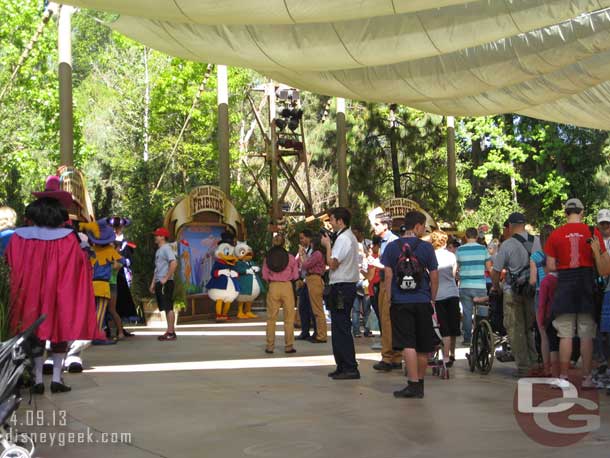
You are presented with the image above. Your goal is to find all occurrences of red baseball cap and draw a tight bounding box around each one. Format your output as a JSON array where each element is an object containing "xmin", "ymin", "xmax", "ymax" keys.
[{"xmin": 153, "ymin": 227, "xmax": 170, "ymax": 238}]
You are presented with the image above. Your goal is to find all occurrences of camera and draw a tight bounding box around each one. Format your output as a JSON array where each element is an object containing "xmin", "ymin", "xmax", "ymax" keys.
[{"xmin": 319, "ymin": 227, "xmax": 337, "ymax": 244}]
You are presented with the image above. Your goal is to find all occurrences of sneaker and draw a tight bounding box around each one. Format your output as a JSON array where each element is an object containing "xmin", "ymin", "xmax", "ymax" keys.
[
  {"xmin": 373, "ymin": 361, "xmax": 394, "ymax": 372},
  {"xmin": 295, "ymin": 334, "xmax": 310, "ymax": 341},
  {"xmin": 158, "ymin": 332, "xmax": 177, "ymax": 341},
  {"xmin": 550, "ymin": 377, "xmax": 571, "ymax": 390},
  {"xmin": 353, "ymin": 333, "xmax": 362, "ymax": 338},
  {"xmin": 363, "ymin": 331, "xmax": 374, "ymax": 337},
  {"xmin": 582, "ymin": 375, "xmax": 597, "ymax": 390}
]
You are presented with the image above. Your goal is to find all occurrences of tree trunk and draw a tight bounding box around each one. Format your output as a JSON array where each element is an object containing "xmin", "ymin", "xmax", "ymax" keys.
[
  {"xmin": 390, "ymin": 127, "xmax": 401, "ymax": 197},
  {"xmin": 471, "ymin": 137, "xmax": 481, "ymax": 195},
  {"xmin": 143, "ymin": 47, "xmax": 150, "ymax": 161}
]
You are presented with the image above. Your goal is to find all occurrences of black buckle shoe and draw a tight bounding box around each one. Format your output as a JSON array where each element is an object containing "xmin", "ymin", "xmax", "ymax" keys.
[
  {"xmin": 32, "ymin": 383, "xmax": 45, "ymax": 395},
  {"xmin": 50, "ymin": 381, "xmax": 72, "ymax": 393}
]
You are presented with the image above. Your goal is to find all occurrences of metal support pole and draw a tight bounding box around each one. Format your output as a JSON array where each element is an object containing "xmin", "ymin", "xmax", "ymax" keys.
[
  {"xmin": 336, "ymin": 97, "xmax": 348, "ymax": 207},
  {"xmin": 447, "ymin": 115, "xmax": 457, "ymax": 210},
  {"xmin": 217, "ymin": 65, "xmax": 230, "ymax": 196},
  {"xmin": 58, "ymin": 5, "xmax": 74, "ymax": 167},
  {"xmin": 268, "ymin": 84, "xmax": 280, "ymax": 224}
]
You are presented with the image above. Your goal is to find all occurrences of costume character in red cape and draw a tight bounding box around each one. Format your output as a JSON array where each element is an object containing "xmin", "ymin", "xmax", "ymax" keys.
[{"xmin": 5, "ymin": 176, "xmax": 101, "ymax": 394}]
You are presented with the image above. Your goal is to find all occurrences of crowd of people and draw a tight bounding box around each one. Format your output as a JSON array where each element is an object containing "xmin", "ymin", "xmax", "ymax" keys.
[
  {"xmin": 5, "ymin": 179, "xmax": 610, "ymax": 401},
  {"xmin": 261, "ymin": 199, "xmax": 610, "ymax": 399}
]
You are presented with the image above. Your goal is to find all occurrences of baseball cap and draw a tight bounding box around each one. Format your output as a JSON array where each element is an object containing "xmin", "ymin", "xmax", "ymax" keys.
[
  {"xmin": 564, "ymin": 198, "xmax": 584, "ymax": 211},
  {"xmin": 507, "ymin": 212, "xmax": 526, "ymax": 225},
  {"xmin": 598, "ymin": 209, "xmax": 610, "ymax": 223},
  {"xmin": 153, "ymin": 227, "xmax": 170, "ymax": 238}
]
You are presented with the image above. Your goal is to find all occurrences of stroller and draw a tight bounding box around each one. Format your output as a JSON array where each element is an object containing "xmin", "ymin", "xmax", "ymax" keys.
[
  {"xmin": 428, "ymin": 302, "xmax": 450, "ymax": 379},
  {"xmin": 0, "ymin": 314, "xmax": 46, "ymax": 458}
]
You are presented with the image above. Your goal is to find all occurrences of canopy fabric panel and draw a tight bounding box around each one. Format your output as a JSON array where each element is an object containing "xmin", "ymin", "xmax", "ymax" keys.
[{"xmin": 67, "ymin": 0, "xmax": 610, "ymax": 129}]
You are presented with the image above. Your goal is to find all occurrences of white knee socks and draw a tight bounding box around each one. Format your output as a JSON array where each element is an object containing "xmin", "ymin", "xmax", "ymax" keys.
[
  {"xmin": 34, "ymin": 356, "xmax": 44, "ymax": 384},
  {"xmin": 52, "ymin": 353, "xmax": 65, "ymax": 383}
]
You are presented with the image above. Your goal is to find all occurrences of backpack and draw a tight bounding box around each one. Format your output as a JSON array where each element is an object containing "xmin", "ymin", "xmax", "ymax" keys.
[
  {"xmin": 395, "ymin": 239, "xmax": 425, "ymax": 291},
  {"xmin": 509, "ymin": 234, "xmax": 536, "ymax": 297},
  {"xmin": 265, "ymin": 246, "xmax": 289, "ymax": 273}
]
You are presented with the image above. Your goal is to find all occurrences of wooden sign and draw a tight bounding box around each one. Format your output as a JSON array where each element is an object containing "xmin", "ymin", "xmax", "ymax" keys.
[
  {"xmin": 190, "ymin": 186, "xmax": 224, "ymax": 216},
  {"xmin": 382, "ymin": 197, "xmax": 437, "ymax": 230},
  {"xmin": 57, "ymin": 165, "xmax": 95, "ymax": 222},
  {"xmin": 164, "ymin": 185, "xmax": 245, "ymax": 239}
]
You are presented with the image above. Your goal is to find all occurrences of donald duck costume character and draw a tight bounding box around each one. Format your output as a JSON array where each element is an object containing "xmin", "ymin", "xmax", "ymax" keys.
[
  {"xmin": 234, "ymin": 241, "xmax": 265, "ymax": 319},
  {"xmin": 206, "ymin": 242, "xmax": 240, "ymax": 322}
]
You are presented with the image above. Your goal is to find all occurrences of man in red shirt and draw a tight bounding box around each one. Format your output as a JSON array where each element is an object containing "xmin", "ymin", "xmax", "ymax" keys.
[{"xmin": 545, "ymin": 198, "xmax": 608, "ymax": 388}]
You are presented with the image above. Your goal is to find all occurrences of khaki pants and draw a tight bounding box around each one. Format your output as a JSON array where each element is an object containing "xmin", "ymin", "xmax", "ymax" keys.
[
  {"xmin": 306, "ymin": 274, "xmax": 327, "ymax": 340},
  {"xmin": 379, "ymin": 279, "xmax": 402, "ymax": 364},
  {"xmin": 294, "ymin": 280, "xmax": 302, "ymax": 327},
  {"xmin": 503, "ymin": 291, "xmax": 537, "ymax": 372},
  {"xmin": 266, "ymin": 281, "xmax": 295, "ymax": 351}
]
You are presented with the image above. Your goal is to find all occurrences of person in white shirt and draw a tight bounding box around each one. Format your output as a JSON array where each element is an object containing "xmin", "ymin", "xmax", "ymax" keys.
[
  {"xmin": 430, "ymin": 230, "xmax": 460, "ymax": 366},
  {"xmin": 371, "ymin": 212, "xmax": 401, "ymax": 372},
  {"xmin": 321, "ymin": 207, "xmax": 361, "ymax": 380}
]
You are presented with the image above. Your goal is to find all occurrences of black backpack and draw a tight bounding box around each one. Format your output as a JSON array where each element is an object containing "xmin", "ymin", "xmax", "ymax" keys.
[
  {"xmin": 395, "ymin": 239, "xmax": 424, "ymax": 291},
  {"xmin": 509, "ymin": 233, "xmax": 536, "ymax": 297}
]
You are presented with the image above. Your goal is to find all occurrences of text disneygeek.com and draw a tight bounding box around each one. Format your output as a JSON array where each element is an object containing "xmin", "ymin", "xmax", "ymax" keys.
[{"xmin": 5, "ymin": 427, "xmax": 132, "ymax": 447}]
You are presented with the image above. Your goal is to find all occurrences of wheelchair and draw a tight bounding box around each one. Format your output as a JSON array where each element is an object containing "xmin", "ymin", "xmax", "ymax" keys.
[{"xmin": 466, "ymin": 294, "xmax": 512, "ymax": 374}]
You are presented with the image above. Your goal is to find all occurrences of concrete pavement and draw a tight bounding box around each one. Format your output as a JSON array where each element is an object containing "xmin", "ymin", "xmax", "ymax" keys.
[{"xmin": 12, "ymin": 318, "xmax": 610, "ymax": 458}]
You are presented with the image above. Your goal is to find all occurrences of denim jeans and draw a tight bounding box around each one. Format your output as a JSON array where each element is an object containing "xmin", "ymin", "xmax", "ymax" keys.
[
  {"xmin": 352, "ymin": 293, "xmax": 372, "ymax": 335},
  {"xmin": 297, "ymin": 284, "xmax": 316, "ymax": 337},
  {"xmin": 459, "ymin": 287, "xmax": 487, "ymax": 342}
]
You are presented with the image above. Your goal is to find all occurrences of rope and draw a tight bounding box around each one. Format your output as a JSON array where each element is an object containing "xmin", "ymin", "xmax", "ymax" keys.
[
  {"xmin": 0, "ymin": 5, "xmax": 57, "ymax": 103},
  {"xmin": 150, "ymin": 63, "xmax": 215, "ymax": 199}
]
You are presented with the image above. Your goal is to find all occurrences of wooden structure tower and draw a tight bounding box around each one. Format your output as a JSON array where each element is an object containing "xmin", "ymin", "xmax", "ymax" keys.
[{"xmin": 242, "ymin": 83, "xmax": 314, "ymax": 229}]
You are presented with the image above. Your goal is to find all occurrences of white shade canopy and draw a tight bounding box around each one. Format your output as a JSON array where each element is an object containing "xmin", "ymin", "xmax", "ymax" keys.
[{"xmin": 65, "ymin": 0, "xmax": 610, "ymax": 129}]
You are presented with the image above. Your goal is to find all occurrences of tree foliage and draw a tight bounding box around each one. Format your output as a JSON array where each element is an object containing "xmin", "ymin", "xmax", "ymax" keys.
[{"xmin": 2, "ymin": 1, "xmax": 610, "ymax": 300}]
